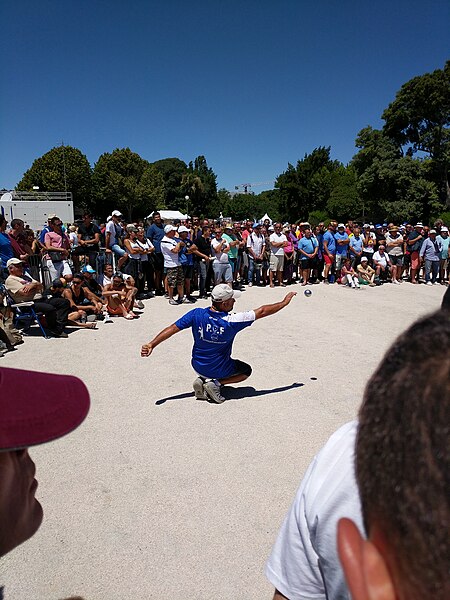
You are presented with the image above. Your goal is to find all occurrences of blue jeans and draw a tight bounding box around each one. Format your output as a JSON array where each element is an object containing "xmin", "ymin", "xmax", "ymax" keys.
[
  {"xmin": 424, "ymin": 260, "xmax": 439, "ymax": 283},
  {"xmin": 248, "ymin": 257, "xmax": 262, "ymax": 285}
]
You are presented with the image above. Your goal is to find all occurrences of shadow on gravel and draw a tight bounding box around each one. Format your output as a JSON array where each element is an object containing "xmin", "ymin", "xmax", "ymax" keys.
[{"xmin": 155, "ymin": 382, "xmax": 304, "ymax": 405}]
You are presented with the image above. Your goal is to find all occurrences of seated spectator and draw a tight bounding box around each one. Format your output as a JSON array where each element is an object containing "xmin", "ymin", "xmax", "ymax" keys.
[
  {"xmin": 338, "ymin": 310, "xmax": 449, "ymax": 600},
  {"xmin": 372, "ymin": 245, "xmax": 392, "ymax": 281},
  {"xmin": 46, "ymin": 280, "xmax": 97, "ymax": 329},
  {"xmin": 81, "ymin": 265, "xmax": 103, "ymax": 297},
  {"xmin": 98, "ymin": 263, "xmax": 114, "ymax": 287},
  {"xmin": 102, "ymin": 272, "xmax": 137, "ymax": 319},
  {"xmin": 5, "ymin": 258, "xmax": 69, "ymax": 338},
  {"xmin": 43, "ymin": 216, "xmax": 73, "ymax": 283},
  {"xmin": 68, "ymin": 225, "xmax": 79, "ymax": 249},
  {"xmin": 341, "ymin": 257, "xmax": 360, "ymax": 288},
  {"xmin": 357, "ymin": 256, "xmax": 376, "ymax": 285},
  {"xmin": 0, "ymin": 366, "xmax": 90, "ymax": 558},
  {"xmin": 64, "ymin": 273, "xmax": 103, "ymax": 317}
]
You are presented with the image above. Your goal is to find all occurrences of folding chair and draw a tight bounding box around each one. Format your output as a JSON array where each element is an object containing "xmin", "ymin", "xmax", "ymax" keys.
[{"xmin": 5, "ymin": 289, "xmax": 49, "ymax": 339}]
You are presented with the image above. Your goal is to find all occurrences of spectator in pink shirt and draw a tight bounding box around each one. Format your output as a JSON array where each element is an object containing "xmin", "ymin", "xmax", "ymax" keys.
[{"xmin": 43, "ymin": 216, "xmax": 72, "ymax": 283}]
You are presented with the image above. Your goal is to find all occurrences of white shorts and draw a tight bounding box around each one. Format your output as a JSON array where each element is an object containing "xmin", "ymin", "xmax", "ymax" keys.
[{"xmin": 46, "ymin": 259, "xmax": 72, "ymax": 280}]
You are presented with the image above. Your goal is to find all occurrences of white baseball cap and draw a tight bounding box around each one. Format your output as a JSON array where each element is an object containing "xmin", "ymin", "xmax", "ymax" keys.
[
  {"xmin": 112, "ymin": 210, "xmax": 122, "ymax": 217},
  {"xmin": 441, "ymin": 226, "xmax": 448, "ymax": 232},
  {"xmin": 164, "ymin": 224, "xmax": 177, "ymax": 234},
  {"xmin": 211, "ymin": 284, "xmax": 242, "ymax": 302},
  {"xmin": 6, "ymin": 257, "xmax": 23, "ymax": 268},
  {"xmin": 360, "ymin": 256, "xmax": 368, "ymax": 262},
  {"xmin": 338, "ymin": 223, "xmax": 345, "ymax": 229},
  {"xmin": 178, "ymin": 225, "xmax": 190, "ymax": 233}
]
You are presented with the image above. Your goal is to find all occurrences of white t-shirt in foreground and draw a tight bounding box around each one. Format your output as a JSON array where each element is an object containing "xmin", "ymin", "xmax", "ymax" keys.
[{"xmin": 265, "ymin": 421, "xmax": 363, "ymax": 600}]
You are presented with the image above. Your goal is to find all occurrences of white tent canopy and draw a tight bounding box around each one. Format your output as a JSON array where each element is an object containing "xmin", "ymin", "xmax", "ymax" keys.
[
  {"xmin": 146, "ymin": 210, "xmax": 188, "ymax": 221},
  {"xmin": 259, "ymin": 213, "xmax": 272, "ymax": 224}
]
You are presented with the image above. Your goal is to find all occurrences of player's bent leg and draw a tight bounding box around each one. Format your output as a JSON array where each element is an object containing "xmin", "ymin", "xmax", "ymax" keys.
[{"xmin": 219, "ymin": 360, "xmax": 252, "ymax": 385}]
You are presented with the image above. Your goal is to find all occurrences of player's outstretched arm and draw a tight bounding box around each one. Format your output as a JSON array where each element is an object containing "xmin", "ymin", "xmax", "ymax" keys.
[
  {"xmin": 141, "ymin": 323, "xmax": 181, "ymax": 356},
  {"xmin": 253, "ymin": 292, "xmax": 296, "ymax": 320}
]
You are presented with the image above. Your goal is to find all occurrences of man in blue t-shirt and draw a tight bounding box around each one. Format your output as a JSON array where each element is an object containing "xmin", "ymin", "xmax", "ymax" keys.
[
  {"xmin": 322, "ymin": 222, "xmax": 337, "ymax": 283},
  {"xmin": 141, "ymin": 284, "xmax": 296, "ymax": 403},
  {"xmin": 146, "ymin": 212, "xmax": 165, "ymax": 294},
  {"xmin": 334, "ymin": 224, "xmax": 350, "ymax": 276}
]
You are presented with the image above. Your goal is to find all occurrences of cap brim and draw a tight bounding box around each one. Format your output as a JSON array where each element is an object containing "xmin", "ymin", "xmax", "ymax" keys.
[{"xmin": 0, "ymin": 367, "xmax": 90, "ymax": 451}]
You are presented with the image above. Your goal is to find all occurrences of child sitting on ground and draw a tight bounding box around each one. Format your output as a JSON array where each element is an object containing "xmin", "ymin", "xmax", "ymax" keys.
[{"xmin": 341, "ymin": 258, "xmax": 360, "ymax": 289}]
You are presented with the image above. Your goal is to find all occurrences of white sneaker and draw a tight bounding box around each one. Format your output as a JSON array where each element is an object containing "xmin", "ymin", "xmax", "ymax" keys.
[
  {"xmin": 193, "ymin": 377, "xmax": 207, "ymax": 400},
  {"xmin": 103, "ymin": 314, "xmax": 114, "ymax": 323},
  {"xmin": 433, "ymin": 282, "xmax": 439, "ymax": 285},
  {"xmin": 426, "ymin": 281, "xmax": 433, "ymax": 286},
  {"xmin": 203, "ymin": 379, "xmax": 225, "ymax": 403}
]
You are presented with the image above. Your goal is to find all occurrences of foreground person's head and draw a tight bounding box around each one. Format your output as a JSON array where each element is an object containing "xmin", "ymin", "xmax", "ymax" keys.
[
  {"xmin": 0, "ymin": 367, "xmax": 90, "ymax": 557},
  {"xmin": 338, "ymin": 310, "xmax": 450, "ymax": 600},
  {"xmin": 210, "ymin": 284, "xmax": 241, "ymax": 313}
]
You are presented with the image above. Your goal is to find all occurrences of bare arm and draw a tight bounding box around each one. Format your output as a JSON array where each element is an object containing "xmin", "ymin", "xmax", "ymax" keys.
[
  {"xmin": 254, "ymin": 292, "xmax": 296, "ymax": 320},
  {"xmin": 141, "ymin": 323, "xmax": 181, "ymax": 356},
  {"xmin": 273, "ymin": 591, "xmax": 288, "ymax": 600}
]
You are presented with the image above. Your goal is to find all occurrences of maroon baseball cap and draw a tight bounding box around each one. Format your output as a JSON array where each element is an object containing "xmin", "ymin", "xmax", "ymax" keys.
[{"xmin": 0, "ymin": 367, "xmax": 90, "ymax": 451}]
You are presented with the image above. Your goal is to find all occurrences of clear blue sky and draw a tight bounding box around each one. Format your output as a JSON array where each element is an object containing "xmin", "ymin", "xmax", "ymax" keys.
[{"xmin": 1, "ymin": 0, "xmax": 449, "ymax": 193}]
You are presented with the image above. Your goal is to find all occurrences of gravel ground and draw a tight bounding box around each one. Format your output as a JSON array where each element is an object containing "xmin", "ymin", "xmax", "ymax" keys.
[{"xmin": 1, "ymin": 282, "xmax": 446, "ymax": 600}]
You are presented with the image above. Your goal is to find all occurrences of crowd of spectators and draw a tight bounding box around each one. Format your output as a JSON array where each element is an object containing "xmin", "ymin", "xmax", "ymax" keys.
[{"xmin": 0, "ymin": 210, "xmax": 448, "ymax": 351}]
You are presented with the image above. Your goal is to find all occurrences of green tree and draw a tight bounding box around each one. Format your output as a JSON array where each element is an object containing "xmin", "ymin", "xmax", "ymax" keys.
[
  {"xmin": 326, "ymin": 165, "xmax": 362, "ymax": 221},
  {"xmin": 185, "ymin": 155, "xmax": 218, "ymax": 215},
  {"xmin": 16, "ymin": 145, "xmax": 92, "ymax": 208},
  {"xmin": 137, "ymin": 165, "xmax": 166, "ymax": 213},
  {"xmin": 382, "ymin": 61, "xmax": 450, "ymax": 206},
  {"xmin": 352, "ymin": 126, "xmax": 439, "ymax": 222},
  {"xmin": 91, "ymin": 148, "xmax": 150, "ymax": 220},
  {"xmin": 275, "ymin": 147, "xmax": 341, "ymax": 221},
  {"xmin": 151, "ymin": 158, "xmax": 188, "ymax": 209}
]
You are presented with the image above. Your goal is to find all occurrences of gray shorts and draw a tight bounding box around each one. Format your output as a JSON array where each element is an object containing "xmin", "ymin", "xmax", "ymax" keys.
[
  {"xmin": 269, "ymin": 254, "xmax": 284, "ymax": 272},
  {"xmin": 213, "ymin": 262, "xmax": 233, "ymax": 283}
]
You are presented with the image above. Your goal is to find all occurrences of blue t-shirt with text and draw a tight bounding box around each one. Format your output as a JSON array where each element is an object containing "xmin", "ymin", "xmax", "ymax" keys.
[{"xmin": 175, "ymin": 307, "xmax": 255, "ymax": 379}]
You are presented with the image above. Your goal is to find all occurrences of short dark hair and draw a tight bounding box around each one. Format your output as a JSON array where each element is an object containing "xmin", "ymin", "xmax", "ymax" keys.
[
  {"xmin": 356, "ymin": 310, "xmax": 450, "ymax": 599},
  {"xmin": 50, "ymin": 216, "xmax": 61, "ymax": 226},
  {"xmin": 202, "ymin": 225, "xmax": 210, "ymax": 234},
  {"xmin": 0, "ymin": 215, "xmax": 6, "ymax": 227},
  {"xmin": 11, "ymin": 218, "xmax": 24, "ymax": 228}
]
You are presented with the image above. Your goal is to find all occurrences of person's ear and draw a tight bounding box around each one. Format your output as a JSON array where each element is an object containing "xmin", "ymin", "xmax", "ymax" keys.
[{"xmin": 337, "ymin": 518, "xmax": 396, "ymax": 600}]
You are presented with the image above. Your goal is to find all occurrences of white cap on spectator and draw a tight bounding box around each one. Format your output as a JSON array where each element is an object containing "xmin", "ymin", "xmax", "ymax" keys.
[
  {"xmin": 360, "ymin": 256, "xmax": 368, "ymax": 262},
  {"xmin": 211, "ymin": 284, "xmax": 241, "ymax": 302},
  {"xmin": 429, "ymin": 229, "xmax": 437, "ymax": 234},
  {"xmin": 415, "ymin": 222, "xmax": 423, "ymax": 228},
  {"xmin": 112, "ymin": 210, "xmax": 122, "ymax": 217},
  {"xmin": 48, "ymin": 213, "xmax": 57, "ymax": 220},
  {"xmin": 6, "ymin": 258, "xmax": 23, "ymax": 267},
  {"xmin": 338, "ymin": 223, "xmax": 345, "ymax": 229},
  {"xmin": 178, "ymin": 225, "xmax": 189, "ymax": 233},
  {"xmin": 441, "ymin": 226, "xmax": 448, "ymax": 232},
  {"xmin": 164, "ymin": 224, "xmax": 177, "ymax": 234}
]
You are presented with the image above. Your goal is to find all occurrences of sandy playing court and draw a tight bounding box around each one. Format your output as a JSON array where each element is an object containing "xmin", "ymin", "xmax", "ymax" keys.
[{"xmin": 1, "ymin": 283, "xmax": 445, "ymax": 599}]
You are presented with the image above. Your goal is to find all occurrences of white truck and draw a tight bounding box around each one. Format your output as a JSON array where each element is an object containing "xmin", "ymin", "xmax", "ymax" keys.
[{"xmin": 0, "ymin": 191, "xmax": 74, "ymax": 231}]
